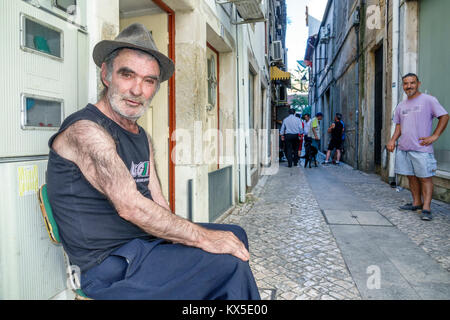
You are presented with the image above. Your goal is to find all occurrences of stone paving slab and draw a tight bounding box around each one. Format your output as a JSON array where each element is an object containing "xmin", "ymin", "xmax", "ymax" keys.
[
  {"xmin": 322, "ymin": 210, "xmax": 392, "ymax": 226},
  {"xmin": 217, "ymin": 157, "xmax": 450, "ymax": 300},
  {"xmin": 323, "ymin": 210, "xmax": 359, "ymax": 225},
  {"xmin": 351, "ymin": 210, "xmax": 393, "ymax": 226},
  {"xmin": 331, "ymin": 224, "xmax": 450, "ymax": 299},
  {"xmin": 328, "ymin": 166, "xmax": 450, "ymax": 272}
]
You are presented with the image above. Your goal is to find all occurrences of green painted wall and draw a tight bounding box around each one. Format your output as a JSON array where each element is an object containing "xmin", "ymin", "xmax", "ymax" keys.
[{"xmin": 419, "ymin": 0, "xmax": 450, "ymax": 172}]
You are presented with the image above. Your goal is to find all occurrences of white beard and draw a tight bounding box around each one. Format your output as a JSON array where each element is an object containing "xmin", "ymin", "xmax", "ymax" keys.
[{"xmin": 107, "ymin": 85, "xmax": 153, "ymax": 121}]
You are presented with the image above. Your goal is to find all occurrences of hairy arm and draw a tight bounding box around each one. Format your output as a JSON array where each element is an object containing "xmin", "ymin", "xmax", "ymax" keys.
[
  {"xmin": 327, "ymin": 123, "xmax": 335, "ymax": 133},
  {"xmin": 419, "ymin": 114, "xmax": 449, "ymax": 146},
  {"xmin": 146, "ymin": 134, "xmax": 171, "ymax": 211},
  {"xmin": 52, "ymin": 120, "xmax": 249, "ymax": 261},
  {"xmin": 387, "ymin": 124, "xmax": 401, "ymax": 152}
]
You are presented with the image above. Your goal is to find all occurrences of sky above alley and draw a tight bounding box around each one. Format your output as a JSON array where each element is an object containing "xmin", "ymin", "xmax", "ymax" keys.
[{"xmin": 285, "ymin": 0, "xmax": 328, "ymax": 72}]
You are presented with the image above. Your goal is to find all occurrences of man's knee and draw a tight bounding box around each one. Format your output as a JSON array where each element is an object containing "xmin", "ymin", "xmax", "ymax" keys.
[
  {"xmin": 224, "ymin": 224, "xmax": 249, "ymax": 249},
  {"xmin": 418, "ymin": 176, "xmax": 433, "ymax": 185}
]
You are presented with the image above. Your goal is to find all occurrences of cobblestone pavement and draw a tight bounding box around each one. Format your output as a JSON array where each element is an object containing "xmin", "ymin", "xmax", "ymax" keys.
[
  {"xmin": 219, "ymin": 165, "xmax": 362, "ymax": 300},
  {"xmin": 217, "ymin": 159, "xmax": 450, "ymax": 300}
]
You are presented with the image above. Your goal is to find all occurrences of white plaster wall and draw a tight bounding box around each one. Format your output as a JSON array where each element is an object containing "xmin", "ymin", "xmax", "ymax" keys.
[{"xmin": 86, "ymin": 0, "xmax": 120, "ymax": 103}]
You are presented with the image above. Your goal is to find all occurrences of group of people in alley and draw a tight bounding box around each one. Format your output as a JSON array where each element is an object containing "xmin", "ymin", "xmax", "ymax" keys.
[
  {"xmin": 41, "ymin": 23, "xmax": 447, "ymax": 300},
  {"xmin": 280, "ymin": 109, "xmax": 344, "ymax": 167},
  {"xmin": 280, "ymin": 72, "xmax": 448, "ymax": 222}
]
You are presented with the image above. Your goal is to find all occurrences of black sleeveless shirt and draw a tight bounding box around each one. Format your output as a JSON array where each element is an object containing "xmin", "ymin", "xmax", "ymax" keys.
[{"xmin": 47, "ymin": 104, "xmax": 154, "ymax": 272}]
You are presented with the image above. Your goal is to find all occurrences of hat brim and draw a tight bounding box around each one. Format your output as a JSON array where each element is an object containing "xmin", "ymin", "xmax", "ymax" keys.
[{"xmin": 93, "ymin": 40, "xmax": 175, "ymax": 83}]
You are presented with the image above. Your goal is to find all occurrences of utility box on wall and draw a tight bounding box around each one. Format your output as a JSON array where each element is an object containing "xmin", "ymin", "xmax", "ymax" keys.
[
  {"xmin": 0, "ymin": 0, "xmax": 87, "ymax": 299},
  {"xmin": 0, "ymin": 160, "xmax": 67, "ymax": 299},
  {"xmin": 0, "ymin": 0, "xmax": 87, "ymax": 158}
]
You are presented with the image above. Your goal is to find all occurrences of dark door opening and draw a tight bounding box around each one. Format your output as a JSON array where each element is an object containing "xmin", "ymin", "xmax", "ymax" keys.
[{"xmin": 374, "ymin": 45, "xmax": 383, "ymax": 170}]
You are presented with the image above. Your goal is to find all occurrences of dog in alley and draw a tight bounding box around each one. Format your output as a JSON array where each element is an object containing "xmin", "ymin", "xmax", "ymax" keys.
[{"xmin": 303, "ymin": 137, "xmax": 318, "ymax": 168}]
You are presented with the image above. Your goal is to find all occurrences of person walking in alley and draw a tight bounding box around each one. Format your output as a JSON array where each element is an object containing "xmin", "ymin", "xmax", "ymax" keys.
[
  {"xmin": 280, "ymin": 108, "xmax": 304, "ymax": 167},
  {"xmin": 332, "ymin": 115, "xmax": 345, "ymax": 164},
  {"xmin": 387, "ymin": 73, "xmax": 449, "ymax": 221},
  {"xmin": 46, "ymin": 23, "xmax": 260, "ymax": 299},
  {"xmin": 323, "ymin": 113, "xmax": 344, "ymax": 165},
  {"xmin": 295, "ymin": 112, "xmax": 305, "ymax": 158},
  {"xmin": 309, "ymin": 112, "xmax": 323, "ymax": 152},
  {"xmin": 300, "ymin": 113, "xmax": 312, "ymax": 160}
]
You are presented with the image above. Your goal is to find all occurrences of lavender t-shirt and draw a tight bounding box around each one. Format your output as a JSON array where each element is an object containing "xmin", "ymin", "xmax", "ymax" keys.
[{"xmin": 394, "ymin": 93, "xmax": 448, "ymax": 153}]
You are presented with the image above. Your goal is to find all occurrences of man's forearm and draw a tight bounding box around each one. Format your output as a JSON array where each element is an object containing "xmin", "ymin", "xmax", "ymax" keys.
[
  {"xmin": 390, "ymin": 124, "xmax": 401, "ymax": 142},
  {"xmin": 123, "ymin": 194, "xmax": 202, "ymax": 246},
  {"xmin": 152, "ymin": 192, "xmax": 171, "ymax": 211},
  {"xmin": 433, "ymin": 114, "xmax": 449, "ymax": 138},
  {"xmin": 312, "ymin": 127, "xmax": 318, "ymax": 139},
  {"xmin": 122, "ymin": 195, "xmax": 250, "ymax": 261}
]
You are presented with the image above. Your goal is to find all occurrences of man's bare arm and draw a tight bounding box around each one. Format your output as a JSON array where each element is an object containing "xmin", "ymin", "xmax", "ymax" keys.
[
  {"xmin": 146, "ymin": 134, "xmax": 171, "ymax": 211},
  {"xmin": 387, "ymin": 124, "xmax": 401, "ymax": 152},
  {"xmin": 52, "ymin": 120, "xmax": 249, "ymax": 261},
  {"xmin": 419, "ymin": 114, "xmax": 449, "ymax": 146}
]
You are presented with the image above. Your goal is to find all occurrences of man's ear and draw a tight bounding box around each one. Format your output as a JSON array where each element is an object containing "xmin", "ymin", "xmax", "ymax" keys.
[{"xmin": 101, "ymin": 63, "xmax": 110, "ymax": 88}]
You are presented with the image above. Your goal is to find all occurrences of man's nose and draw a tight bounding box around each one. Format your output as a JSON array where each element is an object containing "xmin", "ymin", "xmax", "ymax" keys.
[{"xmin": 130, "ymin": 79, "xmax": 143, "ymax": 96}]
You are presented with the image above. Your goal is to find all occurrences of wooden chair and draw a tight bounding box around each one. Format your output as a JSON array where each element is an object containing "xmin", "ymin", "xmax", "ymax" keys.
[{"xmin": 37, "ymin": 184, "xmax": 91, "ymax": 300}]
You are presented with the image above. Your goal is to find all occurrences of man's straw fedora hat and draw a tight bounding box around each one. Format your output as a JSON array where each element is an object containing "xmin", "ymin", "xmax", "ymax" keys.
[{"xmin": 93, "ymin": 23, "xmax": 174, "ymax": 82}]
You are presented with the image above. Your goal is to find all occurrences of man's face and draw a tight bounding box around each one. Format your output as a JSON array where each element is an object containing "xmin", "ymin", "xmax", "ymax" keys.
[
  {"xmin": 402, "ymin": 76, "xmax": 421, "ymax": 98},
  {"xmin": 103, "ymin": 49, "xmax": 160, "ymax": 121},
  {"xmin": 317, "ymin": 115, "xmax": 323, "ymax": 121}
]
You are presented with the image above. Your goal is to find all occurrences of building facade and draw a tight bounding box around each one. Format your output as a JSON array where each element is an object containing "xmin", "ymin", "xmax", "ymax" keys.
[
  {"xmin": 306, "ymin": 0, "xmax": 449, "ymax": 202},
  {"xmin": 0, "ymin": 0, "xmax": 274, "ymax": 299}
]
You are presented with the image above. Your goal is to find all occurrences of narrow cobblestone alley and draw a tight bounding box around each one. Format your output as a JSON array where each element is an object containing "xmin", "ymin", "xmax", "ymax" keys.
[{"xmin": 218, "ymin": 157, "xmax": 450, "ymax": 300}]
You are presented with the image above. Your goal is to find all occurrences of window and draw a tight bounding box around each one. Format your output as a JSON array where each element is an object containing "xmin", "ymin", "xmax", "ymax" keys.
[
  {"xmin": 21, "ymin": 94, "xmax": 63, "ymax": 130},
  {"xmin": 21, "ymin": 14, "xmax": 63, "ymax": 60},
  {"xmin": 249, "ymin": 71, "xmax": 255, "ymax": 129},
  {"xmin": 207, "ymin": 55, "xmax": 217, "ymax": 109},
  {"xmin": 53, "ymin": 0, "xmax": 77, "ymax": 14}
]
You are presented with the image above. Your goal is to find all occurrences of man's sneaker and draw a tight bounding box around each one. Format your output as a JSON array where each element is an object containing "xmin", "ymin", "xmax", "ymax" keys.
[
  {"xmin": 421, "ymin": 210, "xmax": 433, "ymax": 221},
  {"xmin": 399, "ymin": 203, "xmax": 423, "ymax": 211},
  {"xmin": 322, "ymin": 161, "xmax": 330, "ymax": 165}
]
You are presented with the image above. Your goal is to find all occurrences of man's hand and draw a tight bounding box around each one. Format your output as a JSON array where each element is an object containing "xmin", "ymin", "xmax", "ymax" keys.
[
  {"xmin": 387, "ymin": 124, "xmax": 402, "ymax": 152},
  {"xmin": 419, "ymin": 135, "xmax": 438, "ymax": 146},
  {"xmin": 198, "ymin": 228, "xmax": 250, "ymax": 262},
  {"xmin": 281, "ymin": 135, "xmax": 285, "ymax": 141},
  {"xmin": 386, "ymin": 140, "xmax": 396, "ymax": 152}
]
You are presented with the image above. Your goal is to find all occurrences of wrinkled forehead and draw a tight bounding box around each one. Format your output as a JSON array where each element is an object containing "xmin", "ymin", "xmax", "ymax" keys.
[
  {"xmin": 114, "ymin": 48, "xmax": 161, "ymax": 77},
  {"xmin": 402, "ymin": 75, "xmax": 419, "ymax": 84}
]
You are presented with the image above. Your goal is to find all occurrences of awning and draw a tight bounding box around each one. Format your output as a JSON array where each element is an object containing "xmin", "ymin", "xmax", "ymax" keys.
[
  {"xmin": 216, "ymin": 0, "xmax": 265, "ymax": 23},
  {"xmin": 270, "ymin": 66, "xmax": 291, "ymax": 81}
]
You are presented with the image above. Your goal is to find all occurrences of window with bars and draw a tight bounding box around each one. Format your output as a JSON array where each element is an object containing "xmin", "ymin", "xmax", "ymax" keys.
[{"xmin": 207, "ymin": 56, "xmax": 217, "ymax": 109}]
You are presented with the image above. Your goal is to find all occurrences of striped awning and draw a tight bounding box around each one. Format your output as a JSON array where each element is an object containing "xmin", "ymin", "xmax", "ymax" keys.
[{"xmin": 270, "ymin": 66, "xmax": 291, "ymax": 81}]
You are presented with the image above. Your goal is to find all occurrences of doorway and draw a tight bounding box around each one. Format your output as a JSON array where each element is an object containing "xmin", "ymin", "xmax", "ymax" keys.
[
  {"xmin": 119, "ymin": 0, "xmax": 176, "ymax": 211},
  {"xmin": 374, "ymin": 45, "xmax": 383, "ymax": 171}
]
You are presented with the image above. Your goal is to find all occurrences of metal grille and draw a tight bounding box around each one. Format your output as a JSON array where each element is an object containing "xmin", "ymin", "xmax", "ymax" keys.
[{"xmin": 208, "ymin": 166, "xmax": 233, "ymax": 221}]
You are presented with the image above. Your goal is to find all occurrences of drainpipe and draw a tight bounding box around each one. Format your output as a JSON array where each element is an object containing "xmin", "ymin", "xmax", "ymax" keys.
[
  {"xmin": 354, "ymin": 4, "xmax": 361, "ymax": 170},
  {"xmin": 388, "ymin": 0, "xmax": 400, "ymax": 186},
  {"xmin": 235, "ymin": 6, "xmax": 245, "ymax": 203}
]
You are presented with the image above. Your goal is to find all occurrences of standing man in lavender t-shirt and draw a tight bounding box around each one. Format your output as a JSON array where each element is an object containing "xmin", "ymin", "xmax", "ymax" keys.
[{"xmin": 387, "ymin": 73, "xmax": 449, "ymax": 221}]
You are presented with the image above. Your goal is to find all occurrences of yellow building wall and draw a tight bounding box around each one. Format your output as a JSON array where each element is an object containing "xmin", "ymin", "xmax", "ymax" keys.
[{"xmin": 120, "ymin": 14, "xmax": 170, "ymax": 202}]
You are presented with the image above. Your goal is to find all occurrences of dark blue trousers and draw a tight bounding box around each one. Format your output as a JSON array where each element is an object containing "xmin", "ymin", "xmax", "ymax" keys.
[{"xmin": 80, "ymin": 223, "xmax": 261, "ymax": 300}]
